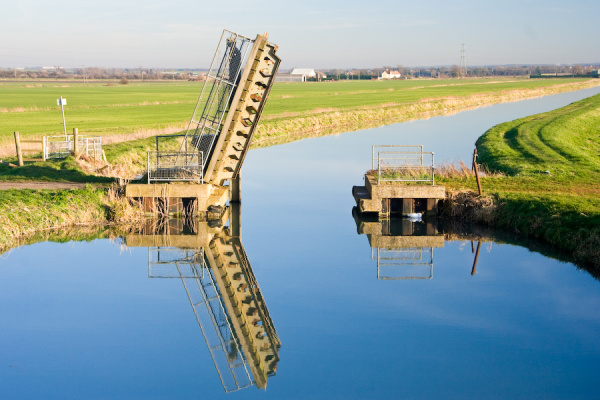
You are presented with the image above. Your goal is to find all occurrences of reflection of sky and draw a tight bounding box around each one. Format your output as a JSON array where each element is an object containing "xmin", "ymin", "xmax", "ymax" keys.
[{"xmin": 2, "ymin": 89, "xmax": 600, "ymax": 399}]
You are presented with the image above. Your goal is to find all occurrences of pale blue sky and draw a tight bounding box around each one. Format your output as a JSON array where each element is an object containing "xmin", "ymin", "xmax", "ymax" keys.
[{"xmin": 0, "ymin": 0, "xmax": 597, "ymax": 69}]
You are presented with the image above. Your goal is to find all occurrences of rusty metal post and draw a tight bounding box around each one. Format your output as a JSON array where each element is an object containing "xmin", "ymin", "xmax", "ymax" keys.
[
  {"xmin": 473, "ymin": 148, "xmax": 482, "ymax": 196},
  {"xmin": 14, "ymin": 132, "xmax": 23, "ymax": 166}
]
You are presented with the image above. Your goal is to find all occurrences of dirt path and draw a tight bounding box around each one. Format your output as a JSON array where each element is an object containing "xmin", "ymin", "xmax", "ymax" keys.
[{"xmin": 0, "ymin": 181, "xmax": 88, "ymax": 190}]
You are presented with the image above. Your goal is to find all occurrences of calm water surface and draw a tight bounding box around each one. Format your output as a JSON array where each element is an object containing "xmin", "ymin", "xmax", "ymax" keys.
[{"xmin": 1, "ymin": 88, "xmax": 599, "ymax": 399}]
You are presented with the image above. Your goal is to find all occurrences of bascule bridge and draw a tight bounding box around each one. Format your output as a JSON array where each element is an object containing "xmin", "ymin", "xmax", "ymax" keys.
[{"xmin": 125, "ymin": 29, "xmax": 281, "ymax": 215}]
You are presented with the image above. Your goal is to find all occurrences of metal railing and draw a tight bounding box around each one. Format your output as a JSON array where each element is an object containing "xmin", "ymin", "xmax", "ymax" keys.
[
  {"xmin": 180, "ymin": 29, "xmax": 255, "ymax": 170},
  {"xmin": 147, "ymin": 151, "xmax": 204, "ymax": 183},
  {"xmin": 373, "ymin": 145, "xmax": 435, "ymax": 185},
  {"xmin": 372, "ymin": 145, "xmax": 423, "ymax": 170},
  {"xmin": 45, "ymin": 135, "xmax": 102, "ymax": 160}
]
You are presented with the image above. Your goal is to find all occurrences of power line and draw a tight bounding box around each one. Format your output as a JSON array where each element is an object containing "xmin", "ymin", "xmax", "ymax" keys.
[{"xmin": 460, "ymin": 43, "xmax": 467, "ymax": 77}]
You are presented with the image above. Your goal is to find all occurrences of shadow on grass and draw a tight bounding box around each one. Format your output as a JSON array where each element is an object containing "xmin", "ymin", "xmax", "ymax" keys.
[{"xmin": 0, "ymin": 158, "xmax": 115, "ymax": 183}]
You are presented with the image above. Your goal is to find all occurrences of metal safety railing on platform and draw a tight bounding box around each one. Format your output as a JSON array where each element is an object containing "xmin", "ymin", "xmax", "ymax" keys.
[
  {"xmin": 372, "ymin": 145, "xmax": 435, "ymax": 185},
  {"xmin": 147, "ymin": 151, "xmax": 204, "ymax": 183},
  {"xmin": 45, "ymin": 135, "xmax": 102, "ymax": 160}
]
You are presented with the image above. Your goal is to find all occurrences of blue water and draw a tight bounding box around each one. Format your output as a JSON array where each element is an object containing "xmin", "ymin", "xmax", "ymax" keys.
[{"xmin": 1, "ymin": 87, "xmax": 600, "ymax": 399}]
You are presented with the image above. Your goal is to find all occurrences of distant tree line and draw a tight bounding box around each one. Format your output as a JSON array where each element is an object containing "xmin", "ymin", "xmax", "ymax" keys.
[
  {"xmin": 1, "ymin": 64, "xmax": 598, "ymax": 81},
  {"xmin": 315, "ymin": 64, "xmax": 599, "ymax": 81},
  {"xmin": 0, "ymin": 67, "xmax": 206, "ymax": 81}
]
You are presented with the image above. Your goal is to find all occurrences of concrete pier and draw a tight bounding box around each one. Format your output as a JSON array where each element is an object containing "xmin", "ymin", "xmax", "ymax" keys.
[
  {"xmin": 125, "ymin": 182, "xmax": 229, "ymax": 216},
  {"xmin": 352, "ymin": 174, "xmax": 446, "ymax": 217}
]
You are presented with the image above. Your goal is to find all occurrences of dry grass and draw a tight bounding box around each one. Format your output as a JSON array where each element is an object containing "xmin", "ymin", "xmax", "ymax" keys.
[
  {"xmin": 439, "ymin": 189, "xmax": 497, "ymax": 224},
  {"xmin": 101, "ymin": 123, "xmax": 187, "ymax": 145},
  {"xmin": 73, "ymin": 153, "xmax": 143, "ymax": 180},
  {"xmin": 435, "ymin": 161, "xmax": 503, "ymax": 178},
  {"xmin": 106, "ymin": 186, "xmax": 145, "ymax": 223}
]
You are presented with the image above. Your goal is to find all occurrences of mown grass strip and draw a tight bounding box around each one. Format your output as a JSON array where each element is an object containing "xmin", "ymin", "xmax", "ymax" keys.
[{"xmin": 454, "ymin": 93, "xmax": 600, "ymax": 269}]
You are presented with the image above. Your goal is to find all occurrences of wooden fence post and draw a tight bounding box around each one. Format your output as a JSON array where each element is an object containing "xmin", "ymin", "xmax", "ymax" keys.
[
  {"xmin": 42, "ymin": 136, "xmax": 47, "ymax": 161},
  {"xmin": 14, "ymin": 132, "xmax": 23, "ymax": 166}
]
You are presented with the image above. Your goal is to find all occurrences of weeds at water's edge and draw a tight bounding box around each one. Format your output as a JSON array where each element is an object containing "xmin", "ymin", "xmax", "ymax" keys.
[
  {"xmin": 439, "ymin": 189, "xmax": 497, "ymax": 224},
  {"xmin": 0, "ymin": 185, "xmax": 146, "ymax": 255},
  {"xmin": 439, "ymin": 189, "xmax": 600, "ymax": 272}
]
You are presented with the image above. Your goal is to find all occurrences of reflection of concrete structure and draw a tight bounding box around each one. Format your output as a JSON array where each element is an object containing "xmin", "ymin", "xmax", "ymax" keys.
[
  {"xmin": 353, "ymin": 208, "xmax": 444, "ymax": 280},
  {"xmin": 125, "ymin": 208, "xmax": 280, "ymax": 392}
]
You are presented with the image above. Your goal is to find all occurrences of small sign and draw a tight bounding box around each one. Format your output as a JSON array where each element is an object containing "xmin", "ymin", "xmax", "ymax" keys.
[{"xmin": 57, "ymin": 98, "xmax": 67, "ymax": 106}]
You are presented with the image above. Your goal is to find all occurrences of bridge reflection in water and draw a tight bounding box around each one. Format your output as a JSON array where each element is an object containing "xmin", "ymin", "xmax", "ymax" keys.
[
  {"xmin": 353, "ymin": 208, "xmax": 445, "ymax": 280},
  {"xmin": 125, "ymin": 205, "xmax": 280, "ymax": 392}
]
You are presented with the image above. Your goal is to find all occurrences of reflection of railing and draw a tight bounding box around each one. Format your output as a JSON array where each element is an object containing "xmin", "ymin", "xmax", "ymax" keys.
[
  {"xmin": 148, "ymin": 246, "xmax": 254, "ymax": 393},
  {"xmin": 127, "ymin": 209, "xmax": 280, "ymax": 392},
  {"xmin": 45, "ymin": 135, "xmax": 102, "ymax": 159},
  {"xmin": 148, "ymin": 248, "xmax": 205, "ymax": 278},
  {"xmin": 372, "ymin": 247, "xmax": 434, "ymax": 280},
  {"xmin": 147, "ymin": 151, "xmax": 204, "ymax": 183}
]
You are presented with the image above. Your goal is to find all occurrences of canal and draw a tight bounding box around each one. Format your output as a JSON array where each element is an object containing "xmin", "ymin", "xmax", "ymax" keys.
[{"xmin": 1, "ymin": 87, "xmax": 599, "ymax": 399}]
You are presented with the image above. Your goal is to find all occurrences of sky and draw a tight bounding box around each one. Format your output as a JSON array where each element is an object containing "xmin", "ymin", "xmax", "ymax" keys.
[{"xmin": 0, "ymin": 0, "xmax": 598, "ymax": 70}]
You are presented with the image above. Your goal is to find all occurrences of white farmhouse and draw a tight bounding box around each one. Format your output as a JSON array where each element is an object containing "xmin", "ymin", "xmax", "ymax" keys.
[{"xmin": 380, "ymin": 70, "xmax": 401, "ymax": 79}]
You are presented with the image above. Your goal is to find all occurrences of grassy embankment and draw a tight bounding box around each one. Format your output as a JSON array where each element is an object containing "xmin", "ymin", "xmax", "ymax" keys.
[
  {"xmin": 0, "ymin": 185, "xmax": 143, "ymax": 253},
  {"xmin": 439, "ymin": 93, "xmax": 600, "ymax": 270},
  {"xmin": 2, "ymin": 77, "xmax": 599, "ymax": 157}
]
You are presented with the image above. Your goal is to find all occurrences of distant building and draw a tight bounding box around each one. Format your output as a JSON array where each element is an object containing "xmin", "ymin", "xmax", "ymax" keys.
[
  {"xmin": 291, "ymin": 68, "xmax": 316, "ymax": 78},
  {"xmin": 276, "ymin": 68, "xmax": 318, "ymax": 82},
  {"xmin": 380, "ymin": 70, "xmax": 401, "ymax": 79}
]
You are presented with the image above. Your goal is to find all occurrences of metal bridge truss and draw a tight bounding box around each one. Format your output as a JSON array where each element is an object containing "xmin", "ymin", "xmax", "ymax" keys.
[
  {"xmin": 148, "ymin": 29, "xmax": 281, "ymax": 185},
  {"xmin": 183, "ymin": 30, "xmax": 254, "ymax": 172}
]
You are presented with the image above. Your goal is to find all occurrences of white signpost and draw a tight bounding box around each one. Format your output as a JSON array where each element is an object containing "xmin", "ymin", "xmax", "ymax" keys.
[{"xmin": 57, "ymin": 96, "xmax": 67, "ymax": 140}]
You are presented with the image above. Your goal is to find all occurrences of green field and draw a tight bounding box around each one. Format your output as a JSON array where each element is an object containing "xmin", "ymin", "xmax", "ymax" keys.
[{"xmin": 1, "ymin": 77, "xmax": 596, "ymax": 150}]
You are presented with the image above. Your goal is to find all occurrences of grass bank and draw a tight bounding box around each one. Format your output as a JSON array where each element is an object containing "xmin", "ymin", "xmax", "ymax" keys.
[
  {"xmin": 441, "ymin": 93, "xmax": 600, "ymax": 270},
  {"xmin": 0, "ymin": 186, "xmax": 144, "ymax": 254},
  {"xmin": 253, "ymin": 79, "xmax": 600, "ymax": 148}
]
